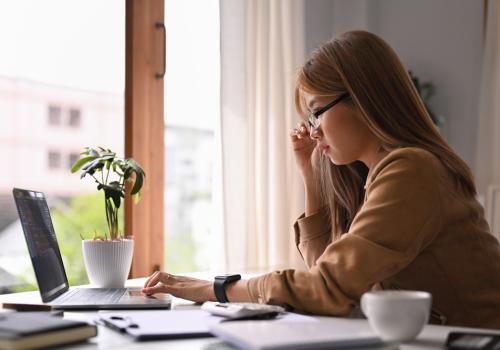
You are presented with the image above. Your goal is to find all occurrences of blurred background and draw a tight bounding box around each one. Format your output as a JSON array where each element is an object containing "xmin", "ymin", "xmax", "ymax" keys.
[{"xmin": 0, "ymin": 0, "xmax": 496, "ymax": 294}]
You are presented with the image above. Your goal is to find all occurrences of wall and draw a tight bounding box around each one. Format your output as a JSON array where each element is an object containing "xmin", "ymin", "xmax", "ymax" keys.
[{"xmin": 304, "ymin": 0, "xmax": 484, "ymax": 170}]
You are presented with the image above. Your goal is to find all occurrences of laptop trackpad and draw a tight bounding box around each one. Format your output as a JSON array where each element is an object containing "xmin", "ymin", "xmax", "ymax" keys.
[{"xmin": 124, "ymin": 289, "xmax": 172, "ymax": 304}]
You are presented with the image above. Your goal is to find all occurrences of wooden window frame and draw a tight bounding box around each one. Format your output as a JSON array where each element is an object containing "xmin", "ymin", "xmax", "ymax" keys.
[{"xmin": 125, "ymin": 0, "xmax": 165, "ymax": 277}]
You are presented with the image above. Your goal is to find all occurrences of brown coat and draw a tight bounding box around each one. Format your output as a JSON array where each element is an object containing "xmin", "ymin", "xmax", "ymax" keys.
[{"xmin": 246, "ymin": 147, "xmax": 500, "ymax": 329}]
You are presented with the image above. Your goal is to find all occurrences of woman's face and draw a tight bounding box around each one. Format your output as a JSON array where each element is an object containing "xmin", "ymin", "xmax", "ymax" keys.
[{"xmin": 306, "ymin": 94, "xmax": 380, "ymax": 166}]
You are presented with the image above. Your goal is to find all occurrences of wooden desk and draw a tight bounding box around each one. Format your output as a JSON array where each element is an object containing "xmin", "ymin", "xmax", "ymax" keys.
[{"xmin": 1, "ymin": 279, "xmax": 498, "ymax": 350}]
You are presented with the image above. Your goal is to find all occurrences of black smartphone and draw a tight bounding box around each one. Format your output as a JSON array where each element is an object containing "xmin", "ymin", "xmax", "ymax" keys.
[{"xmin": 446, "ymin": 332, "xmax": 500, "ymax": 350}]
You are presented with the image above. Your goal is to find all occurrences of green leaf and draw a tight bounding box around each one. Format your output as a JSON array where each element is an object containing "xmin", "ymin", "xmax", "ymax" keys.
[
  {"xmin": 120, "ymin": 159, "xmax": 145, "ymax": 196},
  {"xmin": 71, "ymin": 156, "xmax": 96, "ymax": 173},
  {"xmin": 80, "ymin": 161, "xmax": 104, "ymax": 178},
  {"xmin": 81, "ymin": 159, "xmax": 100, "ymax": 171},
  {"xmin": 133, "ymin": 191, "xmax": 141, "ymax": 204},
  {"xmin": 79, "ymin": 156, "xmax": 113, "ymax": 178},
  {"xmin": 123, "ymin": 166, "xmax": 132, "ymax": 180},
  {"xmin": 128, "ymin": 159, "xmax": 146, "ymax": 176},
  {"xmin": 96, "ymin": 155, "xmax": 115, "ymax": 163},
  {"xmin": 103, "ymin": 182, "xmax": 123, "ymax": 209},
  {"xmin": 131, "ymin": 172, "xmax": 143, "ymax": 195},
  {"xmin": 87, "ymin": 147, "xmax": 100, "ymax": 157}
]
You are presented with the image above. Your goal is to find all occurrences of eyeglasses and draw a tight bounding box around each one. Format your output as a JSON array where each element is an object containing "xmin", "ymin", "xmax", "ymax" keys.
[{"xmin": 307, "ymin": 92, "xmax": 350, "ymax": 132}]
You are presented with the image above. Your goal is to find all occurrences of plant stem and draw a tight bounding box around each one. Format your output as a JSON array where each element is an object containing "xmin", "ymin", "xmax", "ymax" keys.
[
  {"xmin": 105, "ymin": 162, "xmax": 110, "ymax": 185},
  {"xmin": 118, "ymin": 175, "xmax": 123, "ymax": 188},
  {"xmin": 104, "ymin": 197, "xmax": 120, "ymax": 240},
  {"xmin": 91, "ymin": 174, "xmax": 102, "ymax": 186},
  {"xmin": 105, "ymin": 197, "xmax": 111, "ymax": 238}
]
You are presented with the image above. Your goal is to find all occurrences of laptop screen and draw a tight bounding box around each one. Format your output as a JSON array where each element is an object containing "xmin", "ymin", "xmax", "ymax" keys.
[{"xmin": 12, "ymin": 188, "xmax": 69, "ymax": 302}]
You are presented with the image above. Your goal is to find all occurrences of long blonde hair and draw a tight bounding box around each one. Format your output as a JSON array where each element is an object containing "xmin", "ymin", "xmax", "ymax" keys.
[{"xmin": 295, "ymin": 30, "xmax": 476, "ymax": 238}]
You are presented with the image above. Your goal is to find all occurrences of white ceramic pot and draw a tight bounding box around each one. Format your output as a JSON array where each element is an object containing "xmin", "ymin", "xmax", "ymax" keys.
[{"xmin": 82, "ymin": 239, "xmax": 134, "ymax": 288}]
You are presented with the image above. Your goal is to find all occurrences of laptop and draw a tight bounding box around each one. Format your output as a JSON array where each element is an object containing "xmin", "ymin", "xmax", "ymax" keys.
[{"xmin": 12, "ymin": 188, "xmax": 171, "ymax": 310}]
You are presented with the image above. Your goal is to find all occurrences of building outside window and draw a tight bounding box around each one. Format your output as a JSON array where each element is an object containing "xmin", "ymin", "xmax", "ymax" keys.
[
  {"xmin": 0, "ymin": 0, "xmax": 219, "ymax": 294},
  {"xmin": 48, "ymin": 105, "xmax": 61, "ymax": 126},
  {"xmin": 68, "ymin": 152, "xmax": 79, "ymax": 170},
  {"xmin": 68, "ymin": 108, "xmax": 81, "ymax": 127},
  {"xmin": 48, "ymin": 150, "xmax": 62, "ymax": 170},
  {"xmin": 164, "ymin": 0, "xmax": 221, "ymax": 273},
  {"xmin": 0, "ymin": 0, "xmax": 125, "ymax": 294}
]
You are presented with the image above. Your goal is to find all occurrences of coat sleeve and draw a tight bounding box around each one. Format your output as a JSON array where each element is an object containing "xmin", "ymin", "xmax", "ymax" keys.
[
  {"xmin": 246, "ymin": 154, "xmax": 444, "ymax": 316},
  {"xmin": 293, "ymin": 207, "xmax": 332, "ymax": 269}
]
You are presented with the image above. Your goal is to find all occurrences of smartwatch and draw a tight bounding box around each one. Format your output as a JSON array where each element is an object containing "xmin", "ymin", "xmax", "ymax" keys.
[{"xmin": 214, "ymin": 274, "xmax": 241, "ymax": 303}]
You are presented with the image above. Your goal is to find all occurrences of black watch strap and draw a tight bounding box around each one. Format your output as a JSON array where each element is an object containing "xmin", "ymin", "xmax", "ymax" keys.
[{"xmin": 214, "ymin": 274, "xmax": 241, "ymax": 303}]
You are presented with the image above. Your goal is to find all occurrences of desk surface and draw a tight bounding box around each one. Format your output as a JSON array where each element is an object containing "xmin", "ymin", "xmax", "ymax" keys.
[{"xmin": 1, "ymin": 278, "xmax": 498, "ymax": 350}]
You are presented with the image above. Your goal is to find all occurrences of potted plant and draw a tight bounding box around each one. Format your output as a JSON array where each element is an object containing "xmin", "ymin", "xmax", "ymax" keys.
[{"xmin": 71, "ymin": 147, "xmax": 145, "ymax": 288}]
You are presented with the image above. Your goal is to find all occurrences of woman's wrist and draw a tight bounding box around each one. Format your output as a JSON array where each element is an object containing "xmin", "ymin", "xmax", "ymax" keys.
[
  {"xmin": 225, "ymin": 280, "xmax": 251, "ymax": 302},
  {"xmin": 300, "ymin": 168, "xmax": 316, "ymax": 185},
  {"xmin": 304, "ymin": 182, "xmax": 322, "ymax": 216},
  {"xmin": 206, "ymin": 282, "xmax": 217, "ymax": 302}
]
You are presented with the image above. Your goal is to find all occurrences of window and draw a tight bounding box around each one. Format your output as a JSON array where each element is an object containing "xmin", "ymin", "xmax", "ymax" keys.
[
  {"xmin": 48, "ymin": 151, "xmax": 61, "ymax": 169},
  {"xmin": 48, "ymin": 105, "xmax": 61, "ymax": 126},
  {"xmin": 164, "ymin": 0, "xmax": 221, "ymax": 273},
  {"xmin": 0, "ymin": 0, "xmax": 125, "ymax": 294},
  {"xmin": 68, "ymin": 108, "xmax": 81, "ymax": 127}
]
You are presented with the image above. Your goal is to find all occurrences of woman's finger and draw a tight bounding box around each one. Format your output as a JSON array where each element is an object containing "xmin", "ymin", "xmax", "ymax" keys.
[
  {"xmin": 142, "ymin": 283, "xmax": 169, "ymax": 295},
  {"xmin": 159, "ymin": 272, "xmax": 172, "ymax": 284},
  {"xmin": 143, "ymin": 271, "xmax": 159, "ymax": 289},
  {"xmin": 144, "ymin": 271, "xmax": 163, "ymax": 289},
  {"xmin": 290, "ymin": 128, "xmax": 303, "ymax": 141}
]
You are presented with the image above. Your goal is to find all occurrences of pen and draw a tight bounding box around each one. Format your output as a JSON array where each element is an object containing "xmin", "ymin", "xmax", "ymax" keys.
[{"xmin": 109, "ymin": 316, "xmax": 139, "ymax": 329}]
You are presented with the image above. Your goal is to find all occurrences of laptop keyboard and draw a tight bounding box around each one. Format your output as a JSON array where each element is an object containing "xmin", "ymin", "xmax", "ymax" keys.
[{"xmin": 54, "ymin": 288, "xmax": 127, "ymax": 305}]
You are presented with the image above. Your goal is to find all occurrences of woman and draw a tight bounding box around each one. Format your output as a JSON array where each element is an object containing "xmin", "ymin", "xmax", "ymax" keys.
[{"xmin": 143, "ymin": 30, "xmax": 500, "ymax": 328}]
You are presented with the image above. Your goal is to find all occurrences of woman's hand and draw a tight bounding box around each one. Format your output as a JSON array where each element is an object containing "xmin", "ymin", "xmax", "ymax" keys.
[
  {"xmin": 290, "ymin": 122, "xmax": 318, "ymax": 182},
  {"xmin": 142, "ymin": 271, "xmax": 216, "ymax": 303}
]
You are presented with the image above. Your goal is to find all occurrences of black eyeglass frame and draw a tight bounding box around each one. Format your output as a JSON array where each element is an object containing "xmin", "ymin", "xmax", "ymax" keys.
[{"xmin": 308, "ymin": 92, "xmax": 350, "ymax": 131}]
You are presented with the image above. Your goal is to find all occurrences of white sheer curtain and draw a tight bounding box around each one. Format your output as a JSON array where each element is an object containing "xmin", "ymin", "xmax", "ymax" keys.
[
  {"xmin": 220, "ymin": 0, "xmax": 306, "ymax": 272},
  {"xmin": 475, "ymin": 0, "xmax": 500, "ymax": 238}
]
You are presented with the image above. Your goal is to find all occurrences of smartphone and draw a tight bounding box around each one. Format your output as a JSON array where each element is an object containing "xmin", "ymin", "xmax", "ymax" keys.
[{"xmin": 446, "ymin": 332, "xmax": 500, "ymax": 350}]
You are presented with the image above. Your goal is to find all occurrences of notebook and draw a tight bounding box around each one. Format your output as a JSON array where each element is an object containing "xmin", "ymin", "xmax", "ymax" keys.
[
  {"xmin": 99, "ymin": 309, "xmax": 222, "ymax": 340},
  {"xmin": 0, "ymin": 312, "xmax": 97, "ymax": 350},
  {"xmin": 12, "ymin": 187, "xmax": 171, "ymax": 310},
  {"xmin": 99, "ymin": 309, "xmax": 319, "ymax": 341},
  {"xmin": 210, "ymin": 320, "xmax": 383, "ymax": 350}
]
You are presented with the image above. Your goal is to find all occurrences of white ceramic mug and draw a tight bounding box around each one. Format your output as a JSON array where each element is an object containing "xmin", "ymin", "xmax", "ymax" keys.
[{"xmin": 360, "ymin": 290, "xmax": 432, "ymax": 342}]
